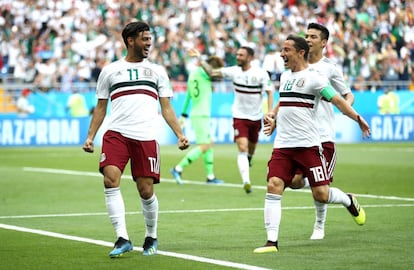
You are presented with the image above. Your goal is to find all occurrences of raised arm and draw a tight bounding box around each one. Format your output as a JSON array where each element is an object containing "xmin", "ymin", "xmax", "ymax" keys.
[{"xmin": 188, "ymin": 48, "xmax": 223, "ymax": 79}]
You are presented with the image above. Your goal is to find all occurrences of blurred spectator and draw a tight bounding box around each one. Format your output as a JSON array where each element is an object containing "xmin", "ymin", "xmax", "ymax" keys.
[
  {"xmin": 377, "ymin": 87, "xmax": 400, "ymax": 114},
  {"xmin": 262, "ymin": 44, "xmax": 284, "ymax": 81},
  {"xmin": 0, "ymin": 0, "xmax": 412, "ymax": 93},
  {"xmin": 16, "ymin": 88, "xmax": 35, "ymax": 117},
  {"xmin": 409, "ymin": 71, "xmax": 414, "ymax": 91},
  {"xmin": 66, "ymin": 90, "xmax": 89, "ymax": 117},
  {"xmin": 352, "ymin": 75, "xmax": 366, "ymax": 92},
  {"xmin": 33, "ymin": 58, "xmax": 58, "ymax": 92}
]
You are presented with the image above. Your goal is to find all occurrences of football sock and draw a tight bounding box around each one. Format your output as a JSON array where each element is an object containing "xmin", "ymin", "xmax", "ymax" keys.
[
  {"xmin": 237, "ymin": 152, "xmax": 250, "ymax": 184},
  {"xmin": 104, "ymin": 187, "xmax": 129, "ymax": 240},
  {"xmin": 203, "ymin": 148, "xmax": 215, "ymax": 178},
  {"xmin": 327, "ymin": 187, "xmax": 352, "ymax": 207},
  {"xmin": 247, "ymin": 154, "xmax": 253, "ymax": 165},
  {"xmin": 178, "ymin": 147, "xmax": 203, "ymax": 169},
  {"xmin": 303, "ymin": 177, "xmax": 310, "ymax": 188},
  {"xmin": 141, "ymin": 194, "xmax": 158, "ymax": 239},
  {"xmin": 264, "ymin": 193, "xmax": 282, "ymax": 242},
  {"xmin": 314, "ymin": 200, "xmax": 327, "ymax": 229}
]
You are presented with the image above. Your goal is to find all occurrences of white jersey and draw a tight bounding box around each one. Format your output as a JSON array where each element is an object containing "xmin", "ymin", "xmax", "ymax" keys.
[
  {"xmin": 221, "ymin": 65, "xmax": 273, "ymax": 121},
  {"xmin": 96, "ymin": 58, "xmax": 172, "ymax": 140},
  {"xmin": 274, "ymin": 67, "xmax": 332, "ymax": 148},
  {"xmin": 310, "ymin": 57, "xmax": 351, "ymax": 142}
]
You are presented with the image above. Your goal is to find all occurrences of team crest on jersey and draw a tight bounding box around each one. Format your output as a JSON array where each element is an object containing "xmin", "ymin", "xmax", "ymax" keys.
[
  {"xmin": 296, "ymin": 78, "xmax": 305, "ymax": 88},
  {"xmin": 252, "ymin": 76, "xmax": 258, "ymax": 84},
  {"xmin": 142, "ymin": 68, "xmax": 153, "ymax": 77},
  {"xmin": 100, "ymin": 153, "xmax": 106, "ymax": 163}
]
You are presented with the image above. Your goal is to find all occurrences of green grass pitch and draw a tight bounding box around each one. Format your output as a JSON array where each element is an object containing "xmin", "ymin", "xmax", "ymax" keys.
[{"xmin": 0, "ymin": 143, "xmax": 413, "ymax": 270}]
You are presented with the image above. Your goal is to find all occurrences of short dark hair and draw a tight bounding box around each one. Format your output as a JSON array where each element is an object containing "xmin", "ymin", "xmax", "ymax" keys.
[
  {"xmin": 121, "ymin": 21, "xmax": 150, "ymax": 47},
  {"xmin": 240, "ymin": 46, "xmax": 254, "ymax": 57},
  {"xmin": 286, "ymin": 34, "xmax": 309, "ymax": 59},
  {"xmin": 307, "ymin": 22, "xmax": 330, "ymax": 41}
]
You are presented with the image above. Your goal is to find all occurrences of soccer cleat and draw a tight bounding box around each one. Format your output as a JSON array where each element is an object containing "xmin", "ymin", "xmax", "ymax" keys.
[
  {"xmin": 253, "ymin": 241, "xmax": 278, "ymax": 254},
  {"xmin": 206, "ymin": 178, "xmax": 224, "ymax": 184},
  {"xmin": 170, "ymin": 168, "xmax": 183, "ymax": 184},
  {"xmin": 109, "ymin": 237, "xmax": 133, "ymax": 258},
  {"xmin": 310, "ymin": 227, "xmax": 325, "ymax": 240},
  {"xmin": 142, "ymin": 237, "xmax": 158, "ymax": 256},
  {"xmin": 347, "ymin": 194, "xmax": 366, "ymax": 225},
  {"xmin": 243, "ymin": 182, "xmax": 252, "ymax": 194}
]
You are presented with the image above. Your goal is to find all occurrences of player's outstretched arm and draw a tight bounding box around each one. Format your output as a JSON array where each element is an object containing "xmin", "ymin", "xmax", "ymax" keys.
[
  {"xmin": 187, "ymin": 48, "xmax": 222, "ymax": 79},
  {"xmin": 331, "ymin": 95, "xmax": 371, "ymax": 138}
]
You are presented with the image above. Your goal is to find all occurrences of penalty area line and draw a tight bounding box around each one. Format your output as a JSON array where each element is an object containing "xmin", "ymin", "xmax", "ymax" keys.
[{"xmin": 0, "ymin": 223, "xmax": 272, "ymax": 270}]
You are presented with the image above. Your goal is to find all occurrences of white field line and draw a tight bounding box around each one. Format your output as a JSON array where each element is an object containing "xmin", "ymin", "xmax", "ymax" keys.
[
  {"xmin": 3, "ymin": 167, "xmax": 414, "ymax": 270},
  {"xmin": 0, "ymin": 223, "xmax": 272, "ymax": 270},
  {"xmin": 23, "ymin": 167, "xmax": 414, "ymax": 202},
  {"xmin": 1, "ymin": 204, "xmax": 414, "ymax": 220}
]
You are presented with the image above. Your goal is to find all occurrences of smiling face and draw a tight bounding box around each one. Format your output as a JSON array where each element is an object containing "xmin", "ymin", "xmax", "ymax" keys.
[
  {"xmin": 128, "ymin": 31, "xmax": 152, "ymax": 60},
  {"xmin": 280, "ymin": 39, "xmax": 301, "ymax": 71},
  {"xmin": 235, "ymin": 48, "xmax": 251, "ymax": 68}
]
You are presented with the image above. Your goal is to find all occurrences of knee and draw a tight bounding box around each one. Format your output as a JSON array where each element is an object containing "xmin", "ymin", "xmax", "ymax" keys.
[
  {"xmin": 267, "ymin": 177, "xmax": 284, "ymax": 194},
  {"xmin": 103, "ymin": 176, "xmax": 119, "ymax": 188},
  {"xmin": 137, "ymin": 179, "xmax": 154, "ymax": 199},
  {"xmin": 312, "ymin": 190, "xmax": 329, "ymax": 203},
  {"xmin": 289, "ymin": 175, "xmax": 305, "ymax": 189}
]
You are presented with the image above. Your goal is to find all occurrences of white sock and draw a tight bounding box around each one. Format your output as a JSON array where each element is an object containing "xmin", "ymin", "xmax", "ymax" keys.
[
  {"xmin": 175, "ymin": 165, "xmax": 182, "ymax": 172},
  {"xmin": 314, "ymin": 200, "xmax": 327, "ymax": 229},
  {"xmin": 264, "ymin": 193, "xmax": 282, "ymax": 242},
  {"xmin": 303, "ymin": 177, "xmax": 310, "ymax": 188},
  {"xmin": 237, "ymin": 152, "xmax": 250, "ymax": 184},
  {"xmin": 327, "ymin": 187, "xmax": 352, "ymax": 207},
  {"xmin": 104, "ymin": 187, "xmax": 129, "ymax": 240},
  {"xmin": 141, "ymin": 194, "xmax": 158, "ymax": 239}
]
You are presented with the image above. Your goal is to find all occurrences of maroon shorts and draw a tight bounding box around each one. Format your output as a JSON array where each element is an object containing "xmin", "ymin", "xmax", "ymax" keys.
[
  {"xmin": 267, "ymin": 146, "xmax": 330, "ymax": 187},
  {"xmin": 322, "ymin": 141, "xmax": 336, "ymax": 182},
  {"xmin": 233, "ymin": 118, "xmax": 262, "ymax": 143},
  {"xmin": 294, "ymin": 142, "xmax": 336, "ymax": 182},
  {"xmin": 100, "ymin": 130, "xmax": 160, "ymax": 183}
]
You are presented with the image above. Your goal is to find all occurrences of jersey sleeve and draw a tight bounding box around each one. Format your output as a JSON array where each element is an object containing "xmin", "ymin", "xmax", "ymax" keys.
[
  {"xmin": 96, "ymin": 66, "xmax": 110, "ymax": 99},
  {"xmin": 157, "ymin": 65, "xmax": 173, "ymax": 98},
  {"xmin": 329, "ymin": 66, "xmax": 351, "ymax": 96}
]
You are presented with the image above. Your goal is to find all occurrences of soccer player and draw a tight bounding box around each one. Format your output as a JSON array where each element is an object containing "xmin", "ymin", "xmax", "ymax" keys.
[
  {"xmin": 288, "ymin": 22, "xmax": 356, "ymax": 240},
  {"xmin": 253, "ymin": 35, "xmax": 370, "ymax": 253},
  {"xmin": 170, "ymin": 55, "xmax": 225, "ymax": 184},
  {"xmin": 82, "ymin": 21, "xmax": 189, "ymax": 257},
  {"xmin": 188, "ymin": 46, "xmax": 274, "ymax": 193}
]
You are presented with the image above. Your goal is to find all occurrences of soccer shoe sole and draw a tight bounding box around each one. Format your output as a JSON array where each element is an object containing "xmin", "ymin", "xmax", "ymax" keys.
[{"xmin": 253, "ymin": 246, "xmax": 278, "ymax": 253}]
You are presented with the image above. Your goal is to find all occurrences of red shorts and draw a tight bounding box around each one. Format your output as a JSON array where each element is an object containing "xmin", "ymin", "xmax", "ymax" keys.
[
  {"xmin": 267, "ymin": 146, "xmax": 330, "ymax": 187},
  {"xmin": 233, "ymin": 118, "xmax": 262, "ymax": 143},
  {"xmin": 322, "ymin": 141, "xmax": 336, "ymax": 182},
  {"xmin": 100, "ymin": 130, "xmax": 160, "ymax": 183},
  {"xmin": 294, "ymin": 142, "xmax": 336, "ymax": 182}
]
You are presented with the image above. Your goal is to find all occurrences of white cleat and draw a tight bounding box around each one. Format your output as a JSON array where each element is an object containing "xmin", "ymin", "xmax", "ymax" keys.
[{"xmin": 310, "ymin": 227, "xmax": 325, "ymax": 240}]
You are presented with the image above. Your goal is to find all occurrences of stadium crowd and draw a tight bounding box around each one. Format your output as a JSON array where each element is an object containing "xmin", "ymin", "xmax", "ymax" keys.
[{"xmin": 0, "ymin": 0, "xmax": 413, "ymax": 93}]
